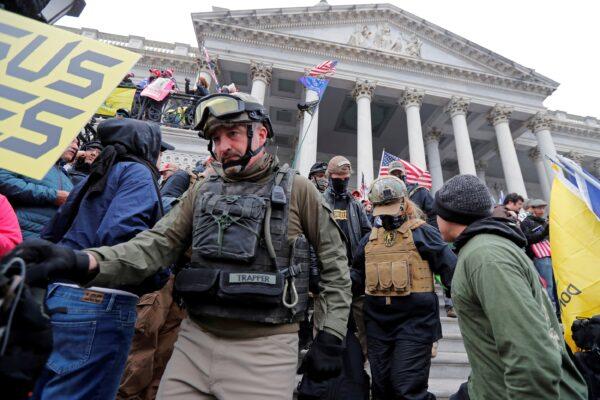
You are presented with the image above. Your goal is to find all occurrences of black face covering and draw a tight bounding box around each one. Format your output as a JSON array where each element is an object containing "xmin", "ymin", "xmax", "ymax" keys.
[
  {"xmin": 381, "ymin": 215, "xmax": 406, "ymax": 231},
  {"xmin": 330, "ymin": 177, "xmax": 349, "ymax": 194}
]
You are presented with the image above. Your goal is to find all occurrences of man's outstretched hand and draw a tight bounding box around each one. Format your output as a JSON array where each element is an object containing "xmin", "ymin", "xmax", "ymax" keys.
[{"xmin": 1, "ymin": 239, "xmax": 94, "ymax": 287}]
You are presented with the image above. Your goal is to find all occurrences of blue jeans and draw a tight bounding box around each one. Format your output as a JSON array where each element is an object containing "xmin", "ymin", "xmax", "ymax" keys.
[
  {"xmin": 533, "ymin": 257, "xmax": 558, "ymax": 312},
  {"xmin": 33, "ymin": 284, "xmax": 138, "ymax": 400}
]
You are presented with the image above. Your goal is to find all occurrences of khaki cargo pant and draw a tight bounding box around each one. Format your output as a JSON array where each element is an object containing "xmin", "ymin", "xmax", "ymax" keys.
[
  {"xmin": 157, "ymin": 318, "xmax": 298, "ymax": 400},
  {"xmin": 118, "ymin": 276, "xmax": 187, "ymax": 400}
]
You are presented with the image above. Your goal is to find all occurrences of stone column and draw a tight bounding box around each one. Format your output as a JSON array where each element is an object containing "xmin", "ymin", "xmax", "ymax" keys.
[
  {"xmin": 353, "ymin": 80, "xmax": 376, "ymax": 189},
  {"xmin": 424, "ymin": 128, "xmax": 443, "ymax": 193},
  {"xmin": 250, "ymin": 61, "xmax": 272, "ymax": 105},
  {"xmin": 487, "ymin": 105, "xmax": 527, "ymax": 197},
  {"xmin": 445, "ymin": 96, "xmax": 476, "ymax": 175},
  {"xmin": 400, "ymin": 88, "xmax": 427, "ymax": 170},
  {"xmin": 529, "ymin": 147, "xmax": 551, "ymax": 201},
  {"xmin": 475, "ymin": 160, "xmax": 487, "ymax": 184},
  {"xmin": 295, "ymin": 87, "xmax": 320, "ymax": 177},
  {"xmin": 527, "ymin": 112, "xmax": 557, "ymax": 182}
]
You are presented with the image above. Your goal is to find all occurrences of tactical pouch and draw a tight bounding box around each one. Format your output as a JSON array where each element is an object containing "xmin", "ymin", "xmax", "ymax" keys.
[
  {"xmin": 365, "ymin": 261, "xmax": 411, "ymax": 296},
  {"xmin": 193, "ymin": 193, "xmax": 267, "ymax": 262},
  {"xmin": 217, "ymin": 271, "xmax": 284, "ymax": 307},
  {"xmin": 174, "ymin": 268, "xmax": 220, "ymax": 301}
]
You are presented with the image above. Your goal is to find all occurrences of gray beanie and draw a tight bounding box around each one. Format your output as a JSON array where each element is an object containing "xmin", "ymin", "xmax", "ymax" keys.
[{"xmin": 434, "ymin": 174, "xmax": 493, "ymax": 225}]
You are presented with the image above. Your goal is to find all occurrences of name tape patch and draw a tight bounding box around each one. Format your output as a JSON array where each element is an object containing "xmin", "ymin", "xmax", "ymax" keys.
[{"xmin": 229, "ymin": 273, "xmax": 276, "ymax": 285}]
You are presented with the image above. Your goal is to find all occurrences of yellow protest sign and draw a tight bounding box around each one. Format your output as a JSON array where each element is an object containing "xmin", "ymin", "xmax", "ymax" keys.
[
  {"xmin": 96, "ymin": 86, "xmax": 137, "ymax": 117},
  {"xmin": 0, "ymin": 10, "xmax": 140, "ymax": 179}
]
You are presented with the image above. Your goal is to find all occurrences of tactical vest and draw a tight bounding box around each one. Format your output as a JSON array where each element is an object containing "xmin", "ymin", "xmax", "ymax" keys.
[
  {"xmin": 174, "ymin": 165, "xmax": 310, "ymax": 324},
  {"xmin": 364, "ymin": 219, "xmax": 434, "ymax": 297}
]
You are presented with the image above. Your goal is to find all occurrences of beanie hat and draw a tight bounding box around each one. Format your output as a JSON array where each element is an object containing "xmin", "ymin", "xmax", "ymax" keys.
[{"xmin": 434, "ymin": 174, "xmax": 493, "ymax": 225}]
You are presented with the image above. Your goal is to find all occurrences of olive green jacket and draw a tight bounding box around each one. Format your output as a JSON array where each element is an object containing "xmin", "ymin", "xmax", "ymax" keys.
[
  {"xmin": 453, "ymin": 232, "xmax": 587, "ymax": 399},
  {"xmin": 86, "ymin": 156, "xmax": 352, "ymax": 339}
]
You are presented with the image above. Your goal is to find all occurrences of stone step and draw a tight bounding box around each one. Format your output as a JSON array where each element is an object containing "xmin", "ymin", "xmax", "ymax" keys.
[
  {"xmin": 438, "ymin": 333, "xmax": 466, "ymax": 353},
  {"xmin": 440, "ymin": 316, "xmax": 461, "ymax": 335},
  {"xmin": 430, "ymin": 351, "xmax": 471, "ymax": 380},
  {"xmin": 428, "ymin": 378, "xmax": 466, "ymax": 400}
]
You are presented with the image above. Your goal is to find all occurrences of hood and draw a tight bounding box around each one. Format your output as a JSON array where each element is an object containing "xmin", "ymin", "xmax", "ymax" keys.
[
  {"xmin": 97, "ymin": 118, "xmax": 162, "ymax": 166},
  {"xmin": 160, "ymin": 170, "xmax": 191, "ymax": 198},
  {"xmin": 454, "ymin": 217, "xmax": 527, "ymax": 253}
]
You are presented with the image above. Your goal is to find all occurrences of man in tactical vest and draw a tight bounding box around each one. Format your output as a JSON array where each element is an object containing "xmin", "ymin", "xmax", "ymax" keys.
[
  {"xmin": 352, "ymin": 176, "xmax": 456, "ymax": 400},
  {"xmin": 4, "ymin": 92, "xmax": 352, "ymax": 400},
  {"xmin": 388, "ymin": 161, "xmax": 437, "ymax": 228}
]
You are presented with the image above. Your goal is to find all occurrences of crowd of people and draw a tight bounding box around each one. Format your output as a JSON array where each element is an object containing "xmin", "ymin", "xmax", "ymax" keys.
[{"xmin": 0, "ymin": 89, "xmax": 595, "ymax": 400}]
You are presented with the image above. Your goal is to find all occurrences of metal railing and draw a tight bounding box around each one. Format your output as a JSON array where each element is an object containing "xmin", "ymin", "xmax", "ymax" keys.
[{"xmin": 132, "ymin": 90, "xmax": 202, "ymax": 130}]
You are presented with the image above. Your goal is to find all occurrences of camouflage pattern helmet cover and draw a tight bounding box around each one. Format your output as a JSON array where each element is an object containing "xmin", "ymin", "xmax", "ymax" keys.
[{"xmin": 368, "ymin": 175, "xmax": 408, "ymax": 216}]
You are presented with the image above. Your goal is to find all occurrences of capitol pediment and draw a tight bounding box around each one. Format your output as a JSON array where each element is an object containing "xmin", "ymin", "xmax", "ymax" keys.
[{"xmin": 192, "ymin": 3, "xmax": 558, "ymax": 94}]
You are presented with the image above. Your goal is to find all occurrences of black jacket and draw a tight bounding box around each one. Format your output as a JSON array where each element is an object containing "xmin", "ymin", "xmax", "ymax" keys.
[
  {"xmin": 520, "ymin": 215, "xmax": 549, "ymax": 259},
  {"xmin": 407, "ymin": 183, "xmax": 437, "ymax": 228},
  {"xmin": 323, "ymin": 188, "xmax": 372, "ymax": 262}
]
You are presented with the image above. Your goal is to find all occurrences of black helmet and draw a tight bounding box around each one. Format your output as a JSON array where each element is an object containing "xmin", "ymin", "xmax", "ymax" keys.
[{"xmin": 309, "ymin": 162, "xmax": 328, "ymax": 178}]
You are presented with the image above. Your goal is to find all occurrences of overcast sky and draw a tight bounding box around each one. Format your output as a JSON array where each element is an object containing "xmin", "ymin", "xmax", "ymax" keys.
[{"xmin": 60, "ymin": 0, "xmax": 599, "ymax": 118}]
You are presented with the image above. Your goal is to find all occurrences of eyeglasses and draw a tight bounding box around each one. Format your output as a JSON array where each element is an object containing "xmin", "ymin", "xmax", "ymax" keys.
[{"xmin": 194, "ymin": 94, "xmax": 246, "ymax": 130}]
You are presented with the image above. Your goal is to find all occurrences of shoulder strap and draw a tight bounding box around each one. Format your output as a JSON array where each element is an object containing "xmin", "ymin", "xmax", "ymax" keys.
[
  {"xmin": 408, "ymin": 185, "xmax": 422, "ymax": 198},
  {"xmin": 398, "ymin": 218, "xmax": 425, "ymax": 234}
]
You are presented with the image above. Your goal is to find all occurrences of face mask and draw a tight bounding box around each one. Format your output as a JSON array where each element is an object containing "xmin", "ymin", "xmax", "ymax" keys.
[
  {"xmin": 312, "ymin": 176, "xmax": 329, "ymax": 192},
  {"xmin": 381, "ymin": 215, "xmax": 405, "ymax": 231},
  {"xmin": 330, "ymin": 178, "xmax": 349, "ymax": 194}
]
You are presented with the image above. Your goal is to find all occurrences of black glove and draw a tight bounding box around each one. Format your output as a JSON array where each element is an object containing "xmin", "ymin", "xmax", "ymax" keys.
[
  {"xmin": 298, "ymin": 331, "xmax": 344, "ymax": 381},
  {"xmin": 1, "ymin": 239, "xmax": 92, "ymax": 287}
]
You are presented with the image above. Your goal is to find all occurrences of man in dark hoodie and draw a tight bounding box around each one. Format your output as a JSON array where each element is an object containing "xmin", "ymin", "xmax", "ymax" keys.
[
  {"xmin": 434, "ymin": 174, "xmax": 587, "ymax": 400},
  {"xmin": 35, "ymin": 119, "xmax": 164, "ymax": 400},
  {"xmin": 68, "ymin": 140, "xmax": 104, "ymax": 186}
]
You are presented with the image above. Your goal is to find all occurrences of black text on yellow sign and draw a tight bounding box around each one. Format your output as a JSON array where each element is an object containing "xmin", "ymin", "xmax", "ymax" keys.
[{"xmin": 0, "ymin": 10, "xmax": 140, "ymax": 179}]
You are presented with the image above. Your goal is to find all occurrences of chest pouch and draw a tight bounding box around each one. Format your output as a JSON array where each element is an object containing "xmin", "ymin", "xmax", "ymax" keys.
[
  {"xmin": 193, "ymin": 193, "xmax": 267, "ymax": 262},
  {"xmin": 217, "ymin": 270, "xmax": 284, "ymax": 307}
]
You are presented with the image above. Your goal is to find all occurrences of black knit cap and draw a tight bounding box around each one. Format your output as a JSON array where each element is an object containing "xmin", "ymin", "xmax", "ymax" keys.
[{"xmin": 434, "ymin": 174, "xmax": 493, "ymax": 225}]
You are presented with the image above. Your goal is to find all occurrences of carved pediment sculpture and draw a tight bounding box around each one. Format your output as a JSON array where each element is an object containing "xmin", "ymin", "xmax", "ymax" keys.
[
  {"xmin": 347, "ymin": 23, "xmax": 421, "ymax": 58},
  {"xmin": 348, "ymin": 24, "xmax": 372, "ymax": 47}
]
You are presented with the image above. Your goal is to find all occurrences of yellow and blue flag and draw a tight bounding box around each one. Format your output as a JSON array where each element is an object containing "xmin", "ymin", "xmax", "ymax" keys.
[{"xmin": 549, "ymin": 155, "xmax": 600, "ymax": 351}]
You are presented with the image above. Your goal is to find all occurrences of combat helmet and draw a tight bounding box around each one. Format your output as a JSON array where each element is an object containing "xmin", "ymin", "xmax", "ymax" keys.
[
  {"xmin": 368, "ymin": 175, "xmax": 408, "ymax": 216},
  {"xmin": 194, "ymin": 92, "xmax": 274, "ymax": 171}
]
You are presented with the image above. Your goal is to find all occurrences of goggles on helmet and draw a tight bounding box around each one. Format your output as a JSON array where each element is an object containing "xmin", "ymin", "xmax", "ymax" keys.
[{"xmin": 194, "ymin": 94, "xmax": 245, "ymax": 130}]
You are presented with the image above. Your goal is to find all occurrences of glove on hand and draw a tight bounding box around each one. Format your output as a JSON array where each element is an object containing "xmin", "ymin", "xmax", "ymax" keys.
[
  {"xmin": 298, "ymin": 331, "xmax": 344, "ymax": 381},
  {"xmin": 1, "ymin": 239, "xmax": 92, "ymax": 287}
]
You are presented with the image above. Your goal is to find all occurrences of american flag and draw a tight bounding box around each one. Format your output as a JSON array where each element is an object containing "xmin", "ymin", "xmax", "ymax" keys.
[
  {"xmin": 359, "ymin": 172, "xmax": 367, "ymax": 199},
  {"xmin": 308, "ymin": 60, "xmax": 338, "ymax": 77},
  {"xmin": 531, "ymin": 240, "xmax": 552, "ymax": 259},
  {"xmin": 378, "ymin": 150, "xmax": 432, "ymax": 189}
]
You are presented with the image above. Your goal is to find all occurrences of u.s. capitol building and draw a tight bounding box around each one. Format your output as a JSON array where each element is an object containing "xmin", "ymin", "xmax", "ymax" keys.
[{"xmin": 64, "ymin": 2, "xmax": 600, "ymax": 200}]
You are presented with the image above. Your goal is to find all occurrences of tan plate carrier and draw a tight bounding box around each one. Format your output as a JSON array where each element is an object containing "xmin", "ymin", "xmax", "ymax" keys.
[{"xmin": 364, "ymin": 219, "xmax": 434, "ymax": 296}]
